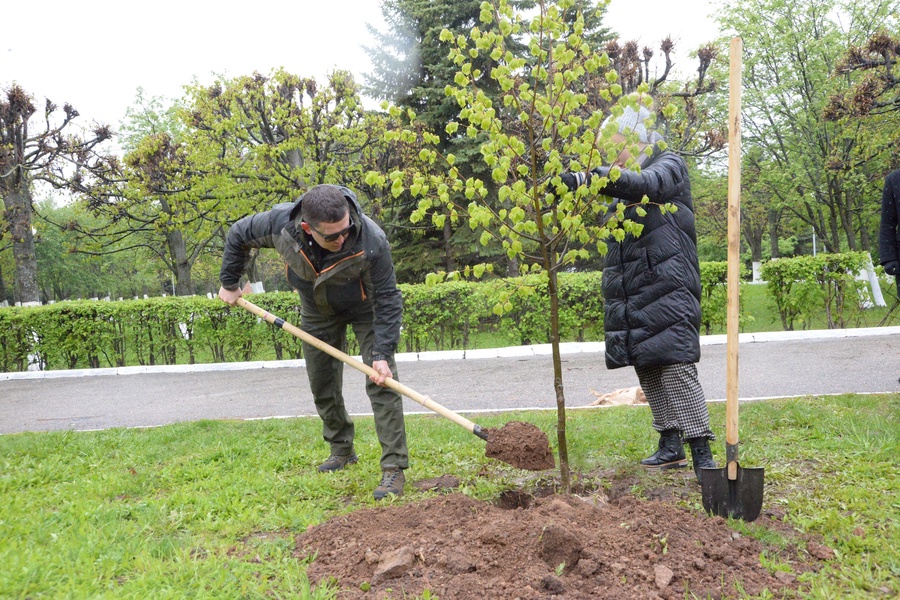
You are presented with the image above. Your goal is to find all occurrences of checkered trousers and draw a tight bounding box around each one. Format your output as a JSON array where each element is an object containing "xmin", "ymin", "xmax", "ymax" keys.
[{"xmin": 633, "ymin": 363, "xmax": 715, "ymax": 441}]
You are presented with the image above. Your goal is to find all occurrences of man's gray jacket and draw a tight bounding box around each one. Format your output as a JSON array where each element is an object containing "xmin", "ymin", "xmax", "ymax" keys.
[{"xmin": 220, "ymin": 186, "xmax": 403, "ymax": 359}]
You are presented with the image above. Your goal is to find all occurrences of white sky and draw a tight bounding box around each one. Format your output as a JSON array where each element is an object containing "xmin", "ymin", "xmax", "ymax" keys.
[{"xmin": 2, "ymin": 0, "xmax": 721, "ymax": 129}]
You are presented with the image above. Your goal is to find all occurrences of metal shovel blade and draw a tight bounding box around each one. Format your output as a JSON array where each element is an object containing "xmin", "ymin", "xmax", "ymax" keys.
[{"xmin": 701, "ymin": 464, "xmax": 765, "ymax": 522}]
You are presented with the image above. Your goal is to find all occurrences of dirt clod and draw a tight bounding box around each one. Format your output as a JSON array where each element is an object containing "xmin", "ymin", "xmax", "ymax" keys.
[
  {"xmin": 539, "ymin": 523, "xmax": 582, "ymax": 571},
  {"xmin": 484, "ymin": 420, "xmax": 555, "ymax": 470},
  {"xmin": 413, "ymin": 475, "xmax": 460, "ymax": 492}
]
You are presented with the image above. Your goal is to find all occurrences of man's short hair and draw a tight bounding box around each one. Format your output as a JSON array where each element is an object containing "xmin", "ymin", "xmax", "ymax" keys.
[{"xmin": 300, "ymin": 185, "xmax": 349, "ymax": 225}]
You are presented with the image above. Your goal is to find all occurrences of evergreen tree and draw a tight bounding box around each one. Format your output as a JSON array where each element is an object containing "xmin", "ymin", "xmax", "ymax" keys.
[{"xmin": 364, "ymin": 0, "xmax": 487, "ymax": 144}]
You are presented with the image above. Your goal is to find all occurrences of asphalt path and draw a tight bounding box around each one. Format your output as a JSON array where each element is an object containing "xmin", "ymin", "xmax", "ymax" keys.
[{"xmin": 1, "ymin": 328, "xmax": 898, "ymax": 435}]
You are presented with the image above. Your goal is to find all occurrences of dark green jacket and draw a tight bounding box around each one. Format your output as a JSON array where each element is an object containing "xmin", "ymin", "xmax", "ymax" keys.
[{"xmin": 220, "ymin": 186, "xmax": 403, "ymax": 358}]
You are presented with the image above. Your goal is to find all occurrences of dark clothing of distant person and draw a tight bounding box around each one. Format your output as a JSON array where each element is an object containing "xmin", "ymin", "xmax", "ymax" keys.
[{"xmin": 879, "ymin": 169, "xmax": 900, "ymax": 278}]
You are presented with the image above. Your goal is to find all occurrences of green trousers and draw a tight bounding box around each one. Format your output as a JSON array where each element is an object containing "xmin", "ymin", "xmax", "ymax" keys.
[{"xmin": 300, "ymin": 310, "xmax": 408, "ymax": 469}]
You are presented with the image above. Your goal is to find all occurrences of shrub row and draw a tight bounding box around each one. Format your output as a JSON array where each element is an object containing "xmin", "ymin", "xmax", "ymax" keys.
[{"xmin": 1, "ymin": 265, "xmax": 744, "ymax": 372}]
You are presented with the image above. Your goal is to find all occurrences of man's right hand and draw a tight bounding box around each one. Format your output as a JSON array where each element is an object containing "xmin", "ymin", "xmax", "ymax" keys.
[
  {"xmin": 218, "ymin": 283, "xmax": 251, "ymax": 305},
  {"xmin": 884, "ymin": 261, "xmax": 900, "ymax": 276}
]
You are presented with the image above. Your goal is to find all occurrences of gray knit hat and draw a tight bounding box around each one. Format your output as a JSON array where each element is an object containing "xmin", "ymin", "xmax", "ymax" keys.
[{"xmin": 602, "ymin": 103, "xmax": 653, "ymax": 143}]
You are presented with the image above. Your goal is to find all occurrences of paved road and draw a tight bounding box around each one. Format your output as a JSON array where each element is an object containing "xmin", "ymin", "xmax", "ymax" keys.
[{"xmin": 1, "ymin": 328, "xmax": 898, "ymax": 435}]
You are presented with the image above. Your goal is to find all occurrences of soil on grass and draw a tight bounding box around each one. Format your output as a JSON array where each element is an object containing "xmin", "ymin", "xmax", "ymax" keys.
[{"xmin": 295, "ymin": 470, "xmax": 828, "ymax": 600}]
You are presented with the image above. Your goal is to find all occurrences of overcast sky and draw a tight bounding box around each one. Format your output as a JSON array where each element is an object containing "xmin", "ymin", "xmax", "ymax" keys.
[{"xmin": 2, "ymin": 0, "xmax": 721, "ymax": 128}]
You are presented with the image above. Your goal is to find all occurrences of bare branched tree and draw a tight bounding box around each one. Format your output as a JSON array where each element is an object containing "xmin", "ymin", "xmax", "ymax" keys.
[
  {"xmin": 825, "ymin": 29, "xmax": 900, "ymax": 120},
  {"xmin": 0, "ymin": 84, "xmax": 112, "ymax": 303}
]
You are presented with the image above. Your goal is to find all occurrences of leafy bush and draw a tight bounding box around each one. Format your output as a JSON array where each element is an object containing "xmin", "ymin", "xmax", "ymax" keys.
[
  {"xmin": 761, "ymin": 252, "xmax": 871, "ymax": 330},
  {"xmin": 699, "ymin": 262, "xmax": 751, "ymax": 335}
]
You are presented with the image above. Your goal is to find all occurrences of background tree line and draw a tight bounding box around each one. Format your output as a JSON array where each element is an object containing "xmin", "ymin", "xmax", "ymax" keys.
[{"xmin": 1, "ymin": 0, "xmax": 898, "ymax": 306}]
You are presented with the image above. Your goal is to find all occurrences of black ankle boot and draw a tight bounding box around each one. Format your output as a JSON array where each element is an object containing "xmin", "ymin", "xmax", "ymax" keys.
[
  {"xmin": 688, "ymin": 437, "xmax": 717, "ymax": 483},
  {"xmin": 640, "ymin": 429, "xmax": 687, "ymax": 470}
]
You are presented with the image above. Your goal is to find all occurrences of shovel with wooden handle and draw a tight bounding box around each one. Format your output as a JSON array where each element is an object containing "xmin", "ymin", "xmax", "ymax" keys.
[
  {"xmin": 235, "ymin": 296, "xmax": 490, "ymax": 441},
  {"xmin": 701, "ymin": 37, "xmax": 765, "ymax": 522}
]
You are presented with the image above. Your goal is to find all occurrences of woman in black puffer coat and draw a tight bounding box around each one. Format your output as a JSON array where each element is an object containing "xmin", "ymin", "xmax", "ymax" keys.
[{"xmin": 562, "ymin": 97, "xmax": 716, "ymax": 483}]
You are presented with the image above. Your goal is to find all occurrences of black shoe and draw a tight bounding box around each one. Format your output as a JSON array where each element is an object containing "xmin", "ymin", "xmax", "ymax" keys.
[
  {"xmin": 688, "ymin": 437, "xmax": 717, "ymax": 484},
  {"xmin": 373, "ymin": 467, "xmax": 405, "ymax": 500},
  {"xmin": 317, "ymin": 453, "xmax": 358, "ymax": 473},
  {"xmin": 640, "ymin": 429, "xmax": 687, "ymax": 470}
]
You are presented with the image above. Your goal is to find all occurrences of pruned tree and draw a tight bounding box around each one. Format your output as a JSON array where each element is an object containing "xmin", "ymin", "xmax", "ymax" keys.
[
  {"xmin": 825, "ymin": 27, "xmax": 900, "ymax": 259},
  {"xmin": 825, "ymin": 28, "xmax": 900, "ymax": 119},
  {"xmin": 584, "ymin": 30, "xmax": 722, "ymax": 159},
  {"xmin": 50, "ymin": 90, "xmax": 229, "ymax": 297},
  {"xmin": 0, "ymin": 84, "xmax": 112, "ymax": 304},
  {"xmin": 184, "ymin": 68, "xmax": 374, "ymax": 210},
  {"xmin": 67, "ymin": 71, "xmax": 377, "ymax": 296},
  {"xmin": 69, "ymin": 129, "xmax": 226, "ymax": 296}
]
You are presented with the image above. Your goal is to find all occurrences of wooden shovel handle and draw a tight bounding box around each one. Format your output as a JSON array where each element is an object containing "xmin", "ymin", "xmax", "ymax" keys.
[
  {"xmin": 726, "ymin": 37, "xmax": 743, "ymax": 480},
  {"xmin": 235, "ymin": 296, "xmax": 488, "ymax": 440}
]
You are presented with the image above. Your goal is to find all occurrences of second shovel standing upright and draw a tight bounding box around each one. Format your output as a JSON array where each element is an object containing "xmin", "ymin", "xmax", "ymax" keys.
[{"xmin": 700, "ymin": 37, "xmax": 764, "ymax": 521}]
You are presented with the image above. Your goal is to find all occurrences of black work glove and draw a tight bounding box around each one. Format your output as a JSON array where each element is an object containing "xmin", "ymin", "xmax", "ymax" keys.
[
  {"xmin": 884, "ymin": 261, "xmax": 900, "ymax": 276},
  {"xmin": 561, "ymin": 171, "xmax": 589, "ymax": 191}
]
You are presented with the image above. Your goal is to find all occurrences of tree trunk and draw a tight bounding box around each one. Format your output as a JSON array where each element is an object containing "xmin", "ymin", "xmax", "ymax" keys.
[
  {"xmin": 3, "ymin": 187, "xmax": 40, "ymax": 304},
  {"xmin": 506, "ymin": 257, "xmax": 520, "ymax": 277},
  {"xmin": 0, "ymin": 262, "xmax": 7, "ymax": 304},
  {"xmin": 743, "ymin": 225, "xmax": 763, "ymax": 265},
  {"xmin": 165, "ymin": 228, "xmax": 194, "ymax": 296},
  {"xmin": 857, "ymin": 192, "xmax": 871, "ymax": 252},
  {"xmin": 442, "ymin": 217, "xmax": 456, "ymax": 273},
  {"xmin": 767, "ymin": 206, "xmax": 781, "ymax": 259},
  {"xmin": 546, "ymin": 268, "xmax": 570, "ymax": 492},
  {"xmin": 839, "ymin": 187, "xmax": 857, "ymax": 252},
  {"xmin": 246, "ymin": 248, "xmax": 260, "ymax": 283},
  {"xmin": 827, "ymin": 195, "xmax": 842, "ymax": 253}
]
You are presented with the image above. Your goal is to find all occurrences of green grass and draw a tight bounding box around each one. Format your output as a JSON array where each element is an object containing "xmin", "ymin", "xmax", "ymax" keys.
[{"xmin": 2, "ymin": 394, "xmax": 899, "ymax": 598}]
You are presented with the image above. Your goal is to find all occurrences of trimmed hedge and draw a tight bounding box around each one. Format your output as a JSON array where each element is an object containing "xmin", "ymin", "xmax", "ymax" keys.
[
  {"xmin": 0, "ymin": 295, "xmax": 304, "ymax": 373},
  {"xmin": 1, "ymin": 266, "xmax": 739, "ymax": 372}
]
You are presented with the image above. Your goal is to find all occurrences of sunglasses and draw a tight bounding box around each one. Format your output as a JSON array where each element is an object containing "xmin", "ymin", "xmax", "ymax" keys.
[{"xmin": 306, "ymin": 217, "xmax": 355, "ymax": 242}]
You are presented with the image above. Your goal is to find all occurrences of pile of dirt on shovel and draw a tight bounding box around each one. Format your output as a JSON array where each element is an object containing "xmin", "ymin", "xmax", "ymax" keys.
[
  {"xmin": 294, "ymin": 473, "xmax": 828, "ymax": 599},
  {"xmin": 484, "ymin": 420, "xmax": 555, "ymax": 471}
]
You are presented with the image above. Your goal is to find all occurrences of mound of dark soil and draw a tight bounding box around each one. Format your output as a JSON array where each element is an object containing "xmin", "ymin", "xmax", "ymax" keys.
[{"xmin": 295, "ymin": 473, "xmax": 825, "ymax": 599}]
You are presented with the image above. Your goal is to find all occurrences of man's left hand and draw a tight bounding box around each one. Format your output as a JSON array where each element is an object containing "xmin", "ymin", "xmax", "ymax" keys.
[{"xmin": 370, "ymin": 360, "xmax": 392, "ymax": 386}]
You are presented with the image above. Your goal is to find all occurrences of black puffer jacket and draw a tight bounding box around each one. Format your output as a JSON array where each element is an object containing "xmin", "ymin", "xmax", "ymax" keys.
[
  {"xmin": 878, "ymin": 169, "xmax": 900, "ymax": 267},
  {"xmin": 220, "ymin": 186, "xmax": 403, "ymax": 358},
  {"xmin": 590, "ymin": 151, "xmax": 702, "ymax": 369}
]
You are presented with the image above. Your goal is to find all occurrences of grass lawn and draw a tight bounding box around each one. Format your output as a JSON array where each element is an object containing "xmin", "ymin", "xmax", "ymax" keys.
[{"xmin": 2, "ymin": 393, "xmax": 898, "ymax": 598}]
